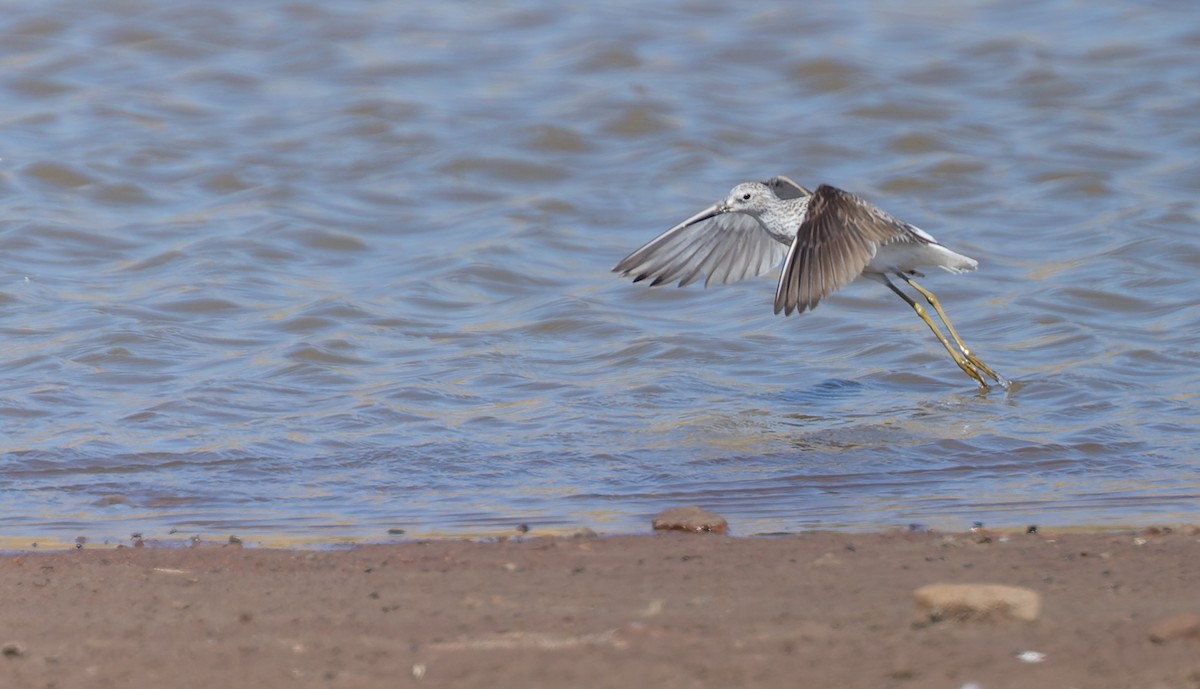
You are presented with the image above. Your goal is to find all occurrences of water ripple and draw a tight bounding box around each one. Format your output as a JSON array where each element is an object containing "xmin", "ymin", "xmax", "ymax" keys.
[{"xmin": 1, "ymin": 0, "xmax": 1198, "ymax": 544}]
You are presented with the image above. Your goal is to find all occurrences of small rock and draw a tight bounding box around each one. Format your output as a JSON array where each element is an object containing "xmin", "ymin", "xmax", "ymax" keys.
[
  {"xmin": 1148, "ymin": 612, "xmax": 1200, "ymax": 643},
  {"xmin": 813, "ymin": 552, "xmax": 842, "ymax": 567},
  {"xmin": 651, "ymin": 506, "xmax": 728, "ymax": 534},
  {"xmin": 970, "ymin": 529, "xmax": 996, "ymax": 544},
  {"xmin": 2, "ymin": 642, "xmax": 24, "ymax": 658},
  {"xmin": 1015, "ymin": 650, "xmax": 1046, "ymax": 663},
  {"xmin": 914, "ymin": 583, "xmax": 1041, "ymax": 623}
]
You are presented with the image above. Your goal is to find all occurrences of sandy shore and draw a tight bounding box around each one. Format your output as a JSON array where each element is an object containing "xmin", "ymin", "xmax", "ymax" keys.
[{"xmin": 3, "ymin": 526, "xmax": 1199, "ymax": 688}]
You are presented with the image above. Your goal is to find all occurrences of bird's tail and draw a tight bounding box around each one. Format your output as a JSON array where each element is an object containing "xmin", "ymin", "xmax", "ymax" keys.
[{"xmin": 935, "ymin": 247, "xmax": 978, "ymax": 273}]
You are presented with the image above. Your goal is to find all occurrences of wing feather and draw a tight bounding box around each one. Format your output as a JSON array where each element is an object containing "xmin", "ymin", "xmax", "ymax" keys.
[
  {"xmin": 764, "ymin": 175, "xmax": 811, "ymax": 200},
  {"xmin": 614, "ymin": 205, "xmax": 789, "ymax": 289},
  {"xmin": 773, "ymin": 184, "xmax": 916, "ymax": 315}
]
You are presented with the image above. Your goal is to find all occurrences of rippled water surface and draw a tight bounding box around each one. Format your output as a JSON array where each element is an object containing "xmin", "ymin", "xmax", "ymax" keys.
[{"xmin": 2, "ymin": 0, "xmax": 1198, "ymax": 545}]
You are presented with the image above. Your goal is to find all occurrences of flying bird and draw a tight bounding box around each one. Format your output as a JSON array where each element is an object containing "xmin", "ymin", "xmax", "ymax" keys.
[{"xmin": 613, "ymin": 176, "xmax": 1005, "ymax": 389}]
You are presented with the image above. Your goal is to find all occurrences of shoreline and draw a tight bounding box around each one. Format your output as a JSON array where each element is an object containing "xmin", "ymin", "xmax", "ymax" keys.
[
  {"xmin": 1, "ymin": 516, "xmax": 1181, "ymax": 553},
  {"xmin": 4, "ymin": 524, "xmax": 1199, "ymax": 688}
]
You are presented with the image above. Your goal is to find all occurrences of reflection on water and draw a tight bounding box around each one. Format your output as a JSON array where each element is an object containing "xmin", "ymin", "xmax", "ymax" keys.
[{"xmin": 1, "ymin": 0, "xmax": 1198, "ymax": 545}]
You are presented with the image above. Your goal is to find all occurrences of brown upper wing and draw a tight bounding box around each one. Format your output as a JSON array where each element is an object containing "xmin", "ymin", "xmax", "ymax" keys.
[{"xmin": 773, "ymin": 184, "xmax": 915, "ymax": 315}]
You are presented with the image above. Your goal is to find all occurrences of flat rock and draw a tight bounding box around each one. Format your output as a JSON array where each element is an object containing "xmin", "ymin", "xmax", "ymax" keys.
[
  {"xmin": 914, "ymin": 583, "xmax": 1041, "ymax": 623},
  {"xmin": 651, "ymin": 506, "xmax": 728, "ymax": 534},
  {"xmin": 1148, "ymin": 612, "xmax": 1200, "ymax": 643}
]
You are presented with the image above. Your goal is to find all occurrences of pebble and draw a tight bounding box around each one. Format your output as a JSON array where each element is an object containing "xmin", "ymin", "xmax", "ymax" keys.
[
  {"xmin": 1148, "ymin": 612, "xmax": 1200, "ymax": 643},
  {"xmin": 2, "ymin": 642, "xmax": 25, "ymax": 658},
  {"xmin": 913, "ymin": 583, "xmax": 1041, "ymax": 622},
  {"xmin": 651, "ymin": 506, "xmax": 728, "ymax": 534}
]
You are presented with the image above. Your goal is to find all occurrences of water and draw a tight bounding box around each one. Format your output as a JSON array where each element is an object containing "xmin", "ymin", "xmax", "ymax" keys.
[{"xmin": 2, "ymin": 0, "xmax": 1198, "ymax": 546}]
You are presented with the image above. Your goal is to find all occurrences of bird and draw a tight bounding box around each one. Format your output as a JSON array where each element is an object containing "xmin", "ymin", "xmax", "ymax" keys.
[{"xmin": 613, "ymin": 176, "xmax": 1006, "ymax": 389}]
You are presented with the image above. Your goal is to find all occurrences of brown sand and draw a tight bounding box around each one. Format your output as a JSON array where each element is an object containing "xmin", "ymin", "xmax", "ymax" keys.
[{"xmin": 2, "ymin": 527, "xmax": 1199, "ymax": 688}]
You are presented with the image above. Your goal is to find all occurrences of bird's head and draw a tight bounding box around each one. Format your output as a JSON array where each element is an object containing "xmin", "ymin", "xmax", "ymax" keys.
[{"xmin": 716, "ymin": 182, "xmax": 776, "ymax": 218}]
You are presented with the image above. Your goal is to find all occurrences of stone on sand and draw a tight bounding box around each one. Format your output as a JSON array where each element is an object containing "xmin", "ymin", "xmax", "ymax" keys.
[
  {"xmin": 914, "ymin": 583, "xmax": 1041, "ymax": 623},
  {"xmin": 651, "ymin": 506, "xmax": 728, "ymax": 534},
  {"xmin": 1148, "ymin": 612, "xmax": 1200, "ymax": 643}
]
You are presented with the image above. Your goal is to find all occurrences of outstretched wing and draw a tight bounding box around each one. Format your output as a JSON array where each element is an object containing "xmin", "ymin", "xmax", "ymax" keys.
[
  {"xmin": 764, "ymin": 176, "xmax": 811, "ymax": 200},
  {"xmin": 614, "ymin": 203, "xmax": 789, "ymax": 288},
  {"xmin": 774, "ymin": 184, "xmax": 914, "ymax": 315}
]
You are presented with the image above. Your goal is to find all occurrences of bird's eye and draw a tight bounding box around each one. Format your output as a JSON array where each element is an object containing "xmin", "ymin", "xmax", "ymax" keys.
[{"xmin": 742, "ymin": 193, "xmax": 752, "ymax": 201}]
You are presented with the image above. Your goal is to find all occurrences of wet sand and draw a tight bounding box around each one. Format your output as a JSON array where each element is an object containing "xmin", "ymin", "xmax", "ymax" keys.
[{"xmin": 3, "ymin": 526, "xmax": 1199, "ymax": 688}]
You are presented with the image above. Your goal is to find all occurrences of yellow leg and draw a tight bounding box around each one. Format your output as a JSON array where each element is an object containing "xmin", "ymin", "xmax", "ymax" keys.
[
  {"xmin": 899, "ymin": 275, "xmax": 1003, "ymax": 384},
  {"xmin": 882, "ymin": 279, "xmax": 990, "ymax": 388}
]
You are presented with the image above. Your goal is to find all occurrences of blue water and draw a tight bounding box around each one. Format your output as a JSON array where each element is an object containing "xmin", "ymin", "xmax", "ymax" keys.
[{"xmin": 1, "ymin": 0, "xmax": 1198, "ymax": 546}]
